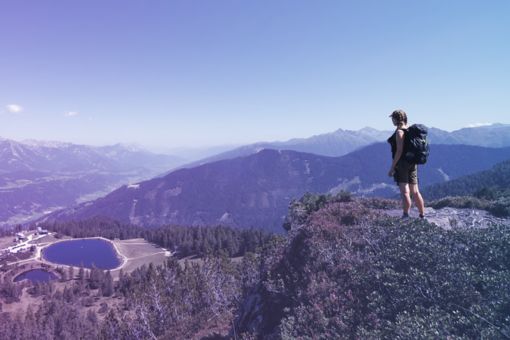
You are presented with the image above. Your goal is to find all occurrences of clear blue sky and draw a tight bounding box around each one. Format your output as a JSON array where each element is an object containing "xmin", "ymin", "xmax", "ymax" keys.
[{"xmin": 1, "ymin": 1, "xmax": 509, "ymax": 149}]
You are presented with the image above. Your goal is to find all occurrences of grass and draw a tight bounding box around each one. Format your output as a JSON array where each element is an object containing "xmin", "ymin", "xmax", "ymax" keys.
[
  {"xmin": 1, "ymin": 286, "xmax": 46, "ymax": 316},
  {"xmin": 28, "ymin": 234, "xmax": 65, "ymax": 245},
  {"xmin": 0, "ymin": 235, "xmax": 16, "ymax": 250},
  {"xmin": 110, "ymin": 238, "xmax": 169, "ymax": 279},
  {"xmin": 113, "ymin": 238, "xmax": 166, "ymax": 258}
]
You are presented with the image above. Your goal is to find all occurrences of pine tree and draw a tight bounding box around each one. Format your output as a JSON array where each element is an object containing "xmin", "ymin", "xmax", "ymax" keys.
[
  {"xmin": 89, "ymin": 265, "xmax": 102, "ymax": 289},
  {"xmin": 78, "ymin": 265, "xmax": 86, "ymax": 291},
  {"xmin": 23, "ymin": 306, "xmax": 37, "ymax": 339},
  {"xmin": 102, "ymin": 270, "xmax": 114, "ymax": 297},
  {"xmin": 68, "ymin": 266, "xmax": 74, "ymax": 281}
]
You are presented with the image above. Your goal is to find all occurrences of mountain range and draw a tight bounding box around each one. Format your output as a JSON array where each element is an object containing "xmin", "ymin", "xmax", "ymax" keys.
[
  {"xmin": 44, "ymin": 143, "xmax": 510, "ymax": 232},
  {"xmin": 0, "ymin": 138, "xmax": 184, "ymax": 226},
  {"xmin": 177, "ymin": 123, "xmax": 510, "ymax": 169},
  {"xmin": 4, "ymin": 123, "xmax": 510, "ymax": 229}
]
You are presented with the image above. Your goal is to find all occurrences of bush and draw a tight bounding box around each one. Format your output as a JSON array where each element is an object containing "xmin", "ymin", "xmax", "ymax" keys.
[
  {"xmin": 238, "ymin": 195, "xmax": 510, "ymax": 339},
  {"xmin": 429, "ymin": 195, "xmax": 510, "ymax": 218},
  {"xmin": 428, "ymin": 196, "xmax": 490, "ymax": 210}
]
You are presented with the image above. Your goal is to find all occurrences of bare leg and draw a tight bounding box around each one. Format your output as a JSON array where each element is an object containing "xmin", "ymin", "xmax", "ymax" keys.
[
  {"xmin": 410, "ymin": 184, "xmax": 425, "ymax": 216},
  {"xmin": 399, "ymin": 183, "xmax": 411, "ymax": 215}
]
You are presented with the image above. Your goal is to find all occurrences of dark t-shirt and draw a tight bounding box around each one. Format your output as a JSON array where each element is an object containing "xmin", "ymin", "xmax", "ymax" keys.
[
  {"xmin": 387, "ymin": 128, "xmax": 418, "ymax": 184},
  {"xmin": 387, "ymin": 128, "xmax": 408, "ymax": 160}
]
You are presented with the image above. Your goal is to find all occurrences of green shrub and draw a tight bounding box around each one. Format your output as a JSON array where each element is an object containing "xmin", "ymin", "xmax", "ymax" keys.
[{"xmin": 238, "ymin": 195, "xmax": 510, "ymax": 339}]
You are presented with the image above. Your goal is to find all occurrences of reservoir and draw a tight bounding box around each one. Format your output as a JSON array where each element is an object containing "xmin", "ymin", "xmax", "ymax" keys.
[
  {"xmin": 42, "ymin": 238, "xmax": 121, "ymax": 270},
  {"xmin": 14, "ymin": 269, "xmax": 58, "ymax": 283}
]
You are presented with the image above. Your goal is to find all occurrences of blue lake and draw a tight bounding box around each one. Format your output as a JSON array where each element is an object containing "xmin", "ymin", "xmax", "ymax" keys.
[
  {"xmin": 43, "ymin": 238, "xmax": 121, "ymax": 270},
  {"xmin": 14, "ymin": 269, "xmax": 58, "ymax": 283}
]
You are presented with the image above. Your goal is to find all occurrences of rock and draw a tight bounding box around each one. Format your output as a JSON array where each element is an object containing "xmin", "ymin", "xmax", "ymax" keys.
[{"xmin": 383, "ymin": 207, "xmax": 510, "ymax": 230}]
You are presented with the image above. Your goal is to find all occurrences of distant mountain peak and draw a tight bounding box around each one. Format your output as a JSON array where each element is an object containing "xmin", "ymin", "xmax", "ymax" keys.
[
  {"xmin": 108, "ymin": 142, "xmax": 147, "ymax": 153},
  {"xmin": 460, "ymin": 122, "xmax": 508, "ymax": 130},
  {"xmin": 20, "ymin": 139, "xmax": 76, "ymax": 148}
]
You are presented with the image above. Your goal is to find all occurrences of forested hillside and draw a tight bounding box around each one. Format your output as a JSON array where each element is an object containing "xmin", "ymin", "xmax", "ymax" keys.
[
  {"xmin": 2, "ymin": 194, "xmax": 510, "ymax": 338},
  {"xmin": 424, "ymin": 159, "xmax": 510, "ymax": 199},
  {"xmin": 424, "ymin": 159, "xmax": 510, "ymax": 217},
  {"xmin": 44, "ymin": 144, "xmax": 510, "ymax": 232},
  {"xmin": 39, "ymin": 218, "xmax": 271, "ymax": 259}
]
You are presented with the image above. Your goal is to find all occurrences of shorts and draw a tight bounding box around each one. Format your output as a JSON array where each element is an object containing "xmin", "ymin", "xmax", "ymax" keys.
[{"xmin": 394, "ymin": 159, "xmax": 418, "ymax": 184}]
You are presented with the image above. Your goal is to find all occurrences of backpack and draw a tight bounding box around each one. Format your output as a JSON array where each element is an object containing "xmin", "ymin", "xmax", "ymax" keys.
[{"xmin": 404, "ymin": 124, "xmax": 429, "ymax": 164}]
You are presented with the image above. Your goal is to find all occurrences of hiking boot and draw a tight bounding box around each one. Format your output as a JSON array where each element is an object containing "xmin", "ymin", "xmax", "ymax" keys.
[{"xmin": 402, "ymin": 212, "xmax": 410, "ymax": 219}]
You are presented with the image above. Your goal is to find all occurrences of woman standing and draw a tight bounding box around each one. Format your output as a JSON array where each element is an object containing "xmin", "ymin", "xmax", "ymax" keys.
[{"xmin": 387, "ymin": 109, "xmax": 425, "ymax": 218}]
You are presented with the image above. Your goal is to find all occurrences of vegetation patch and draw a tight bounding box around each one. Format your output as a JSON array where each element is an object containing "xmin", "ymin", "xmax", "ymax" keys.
[
  {"xmin": 424, "ymin": 159, "xmax": 510, "ymax": 217},
  {"xmin": 238, "ymin": 194, "xmax": 510, "ymax": 339},
  {"xmin": 1, "ymin": 195, "xmax": 509, "ymax": 338}
]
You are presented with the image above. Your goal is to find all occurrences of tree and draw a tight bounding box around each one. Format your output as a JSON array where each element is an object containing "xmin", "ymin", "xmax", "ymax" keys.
[
  {"xmin": 102, "ymin": 270, "xmax": 114, "ymax": 297},
  {"xmin": 89, "ymin": 265, "xmax": 103, "ymax": 290},
  {"xmin": 78, "ymin": 266, "xmax": 86, "ymax": 287},
  {"xmin": 23, "ymin": 306, "xmax": 37, "ymax": 339},
  {"xmin": 68, "ymin": 266, "xmax": 74, "ymax": 281}
]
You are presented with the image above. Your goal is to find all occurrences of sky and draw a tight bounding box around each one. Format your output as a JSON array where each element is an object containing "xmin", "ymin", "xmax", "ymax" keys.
[{"xmin": 0, "ymin": 1, "xmax": 509, "ymax": 150}]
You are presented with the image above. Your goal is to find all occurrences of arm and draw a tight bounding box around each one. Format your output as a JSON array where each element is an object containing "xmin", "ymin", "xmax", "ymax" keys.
[{"xmin": 388, "ymin": 130, "xmax": 405, "ymax": 176}]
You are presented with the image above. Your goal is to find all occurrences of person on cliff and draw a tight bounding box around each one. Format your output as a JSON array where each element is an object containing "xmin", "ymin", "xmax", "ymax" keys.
[{"xmin": 387, "ymin": 109, "xmax": 425, "ymax": 218}]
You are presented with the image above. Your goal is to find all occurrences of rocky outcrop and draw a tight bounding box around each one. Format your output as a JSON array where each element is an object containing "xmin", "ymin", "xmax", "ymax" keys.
[
  {"xmin": 235, "ymin": 194, "xmax": 510, "ymax": 338},
  {"xmin": 383, "ymin": 207, "xmax": 510, "ymax": 230}
]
